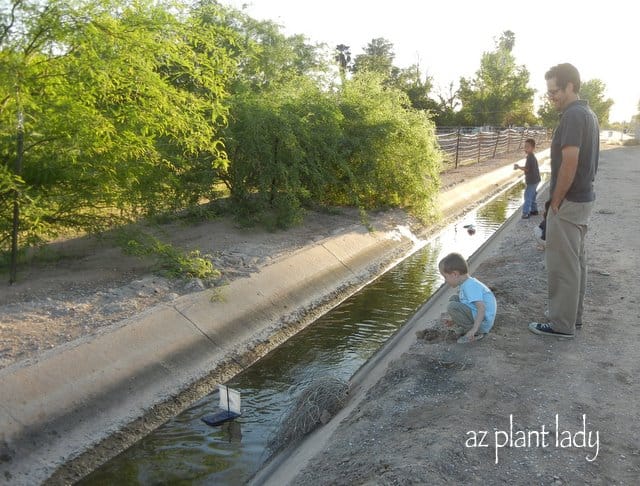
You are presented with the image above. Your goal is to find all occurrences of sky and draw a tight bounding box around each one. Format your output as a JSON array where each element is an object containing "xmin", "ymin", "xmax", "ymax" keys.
[{"xmin": 223, "ymin": 0, "xmax": 639, "ymax": 122}]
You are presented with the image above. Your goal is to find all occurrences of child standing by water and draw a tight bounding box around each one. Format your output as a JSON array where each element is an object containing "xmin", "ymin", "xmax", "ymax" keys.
[
  {"xmin": 513, "ymin": 138, "xmax": 541, "ymax": 219},
  {"xmin": 438, "ymin": 253, "xmax": 497, "ymax": 344}
]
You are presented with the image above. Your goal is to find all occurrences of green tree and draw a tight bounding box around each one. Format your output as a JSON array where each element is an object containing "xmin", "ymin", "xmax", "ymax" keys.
[
  {"xmin": 458, "ymin": 31, "xmax": 536, "ymax": 126},
  {"xmin": 224, "ymin": 12, "xmax": 326, "ymax": 93},
  {"xmin": 351, "ymin": 38, "xmax": 439, "ymax": 115},
  {"xmin": 579, "ymin": 79, "xmax": 614, "ymax": 125},
  {"xmin": 389, "ymin": 64, "xmax": 438, "ymax": 112},
  {"xmin": 538, "ymin": 78, "xmax": 614, "ymax": 127},
  {"xmin": 334, "ymin": 43, "xmax": 351, "ymax": 84},
  {"xmin": 221, "ymin": 77, "xmax": 344, "ymax": 228},
  {"xmin": 222, "ymin": 71, "xmax": 443, "ymax": 227},
  {"xmin": 433, "ymin": 82, "xmax": 462, "ymax": 127},
  {"xmin": 352, "ymin": 37, "xmax": 395, "ymax": 77},
  {"xmin": 537, "ymin": 98, "xmax": 558, "ymax": 128},
  {"xmin": 337, "ymin": 72, "xmax": 442, "ymax": 222},
  {"xmin": 1, "ymin": 0, "xmax": 235, "ymax": 279}
]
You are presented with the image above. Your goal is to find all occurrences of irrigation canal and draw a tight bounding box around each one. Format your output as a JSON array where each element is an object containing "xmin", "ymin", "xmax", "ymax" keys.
[{"xmin": 80, "ymin": 181, "xmax": 532, "ymax": 485}]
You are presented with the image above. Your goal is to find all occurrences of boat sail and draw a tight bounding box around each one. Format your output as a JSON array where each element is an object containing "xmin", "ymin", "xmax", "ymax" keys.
[{"xmin": 201, "ymin": 384, "xmax": 242, "ymax": 426}]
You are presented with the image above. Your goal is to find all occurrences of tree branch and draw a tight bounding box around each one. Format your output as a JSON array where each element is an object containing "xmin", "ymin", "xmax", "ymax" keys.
[
  {"xmin": 24, "ymin": 135, "xmax": 65, "ymax": 153},
  {"xmin": 22, "ymin": 4, "xmax": 54, "ymax": 57},
  {"xmin": 0, "ymin": 0, "xmax": 23, "ymax": 46}
]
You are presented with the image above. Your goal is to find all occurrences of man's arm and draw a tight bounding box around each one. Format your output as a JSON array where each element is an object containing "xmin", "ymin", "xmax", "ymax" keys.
[{"xmin": 550, "ymin": 146, "xmax": 579, "ymax": 213}]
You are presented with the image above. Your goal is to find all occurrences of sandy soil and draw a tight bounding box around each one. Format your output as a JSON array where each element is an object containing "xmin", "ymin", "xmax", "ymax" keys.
[{"xmin": 286, "ymin": 145, "xmax": 640, "ymax": 485}]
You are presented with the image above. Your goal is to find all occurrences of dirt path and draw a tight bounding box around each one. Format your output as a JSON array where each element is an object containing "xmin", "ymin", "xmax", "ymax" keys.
[{"xmin": 278, "ymin": 145, "xmax": 640, "ymax": 485}]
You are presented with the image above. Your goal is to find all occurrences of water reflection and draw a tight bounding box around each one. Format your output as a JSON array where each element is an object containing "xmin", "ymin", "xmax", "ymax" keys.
[{"xmin": 81, "ymin": 182, "xmax": 527, "ymax": 485}]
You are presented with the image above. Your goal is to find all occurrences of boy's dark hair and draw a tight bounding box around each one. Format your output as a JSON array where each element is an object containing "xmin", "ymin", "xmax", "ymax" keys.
[
  {"xmin": 525, "ymin": 138, "xmax": 536, "ymax": 148},
  {"xmin": 545, "ymin": 63, "xmax": 581, "ymax": 94},
  {"xmin": 439, "ymin": 252, "xmax": 468, "ymax": 274}
]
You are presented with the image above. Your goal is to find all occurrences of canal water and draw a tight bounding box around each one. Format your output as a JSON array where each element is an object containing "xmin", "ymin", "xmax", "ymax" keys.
[{"xmin": 81, "ymin": 181, "xmax": 530, "ymax": 485}]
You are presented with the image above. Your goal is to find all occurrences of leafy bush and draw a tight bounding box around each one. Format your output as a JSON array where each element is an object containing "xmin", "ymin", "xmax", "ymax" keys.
[
  {"xmin": 222, "ymin": 78, "xmax": 343, "ymax": 228},
  {"xmin": 222, "ymin": 72, "xmax": 442, "ymax": 228},
  {"xmin": 118, "ymin": 229, "xmax": 219, "ymax": 280},
  {"xmin": 1, "ymin": 0, "xmax": 235, "ymax": 258},
  {"xmin": 336, "ymin": 72, "xmax": 442, "ymax": 222}
]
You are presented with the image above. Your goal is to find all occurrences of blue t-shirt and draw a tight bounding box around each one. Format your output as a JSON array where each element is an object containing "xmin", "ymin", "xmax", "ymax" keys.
[{"xmin": 459, "ymin": 277, "xmax": 497, "ymax": 333}]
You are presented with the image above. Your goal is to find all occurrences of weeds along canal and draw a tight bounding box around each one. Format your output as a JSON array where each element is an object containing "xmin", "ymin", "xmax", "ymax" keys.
[{"xmin": 79, "ymin": 180, "xmax": 534, "ymax": 485}]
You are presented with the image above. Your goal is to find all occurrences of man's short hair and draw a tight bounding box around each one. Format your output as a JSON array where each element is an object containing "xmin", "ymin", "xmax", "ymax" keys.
[
  {"xmin": 545, "ymin": 63, "xmax": 581, "ymax": 94},
  {"xmin": 525, "ymin": 138, "xmax": 536, "ymax": 148}
]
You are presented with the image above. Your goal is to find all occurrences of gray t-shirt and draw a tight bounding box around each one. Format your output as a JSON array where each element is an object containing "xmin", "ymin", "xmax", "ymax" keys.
[{"xmin": 549, "ymin": 99, "xmax": 599, "ymax": 202}]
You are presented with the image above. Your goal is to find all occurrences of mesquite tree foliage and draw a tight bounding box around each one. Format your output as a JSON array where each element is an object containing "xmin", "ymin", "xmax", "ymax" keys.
[
  {"xmin": 0, "ymin": 0, "xmax": 235, "ymax": 252},
  {"xmin": 1, "ymin": 0, "xmax": 444, "ymax": 281}
]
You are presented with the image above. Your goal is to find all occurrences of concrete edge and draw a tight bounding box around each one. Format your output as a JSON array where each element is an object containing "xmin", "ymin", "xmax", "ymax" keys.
[{"xmin": 0, "ymin": 150, "xmax": 549, "ymax": 485}]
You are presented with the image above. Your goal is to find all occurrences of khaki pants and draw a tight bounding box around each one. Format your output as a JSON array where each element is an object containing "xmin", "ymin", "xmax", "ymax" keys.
[{"xmin": 545, "ymin": 200, "xmax": 594, "ymax": 334}]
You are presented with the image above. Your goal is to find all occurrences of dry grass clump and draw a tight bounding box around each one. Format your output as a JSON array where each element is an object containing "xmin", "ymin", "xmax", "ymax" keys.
[{"xmin": 268, "ymin": 376, "xmax": 350, "ymax": 453}]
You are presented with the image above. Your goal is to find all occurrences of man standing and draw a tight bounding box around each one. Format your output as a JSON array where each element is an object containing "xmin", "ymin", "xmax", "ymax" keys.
[{"xmin": 529, "ymin": 63, "xmax": 599, "ymax": 338}]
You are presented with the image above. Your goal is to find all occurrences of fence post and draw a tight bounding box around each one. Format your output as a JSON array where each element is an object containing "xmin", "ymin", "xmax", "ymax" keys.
[
  {"xmin": 493, "ymin": 130, "xmax": 500, "ymax": 157},
  {"xmin": 477, "ymin": 131, "xmax": 482, "ymax": 163},
  {"xmin": 455, "ymin": 128, "xmax": 460, "ymax": 169}
]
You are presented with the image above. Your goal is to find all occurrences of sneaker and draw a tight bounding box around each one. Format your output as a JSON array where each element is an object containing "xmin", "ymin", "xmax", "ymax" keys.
[
  {"xmin": 457, "ymin": 333, "xmax": 486, "ymax": 344},
  {"xmin": 528, "ymin": 322, "xmax": 574, "ymax": 338},
  {"xmin": 521, "ymin": 213, "xmax": 530, "ymax": 219},
  {"xmin": 530, "ymin": 210, "xmax": 540, "ymax": 215}
]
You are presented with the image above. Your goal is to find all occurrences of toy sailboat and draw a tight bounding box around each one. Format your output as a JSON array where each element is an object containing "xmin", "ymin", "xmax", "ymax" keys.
[{"xmin": 201, "ymin": 384, "xmax": 242, "ymax": 426}]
